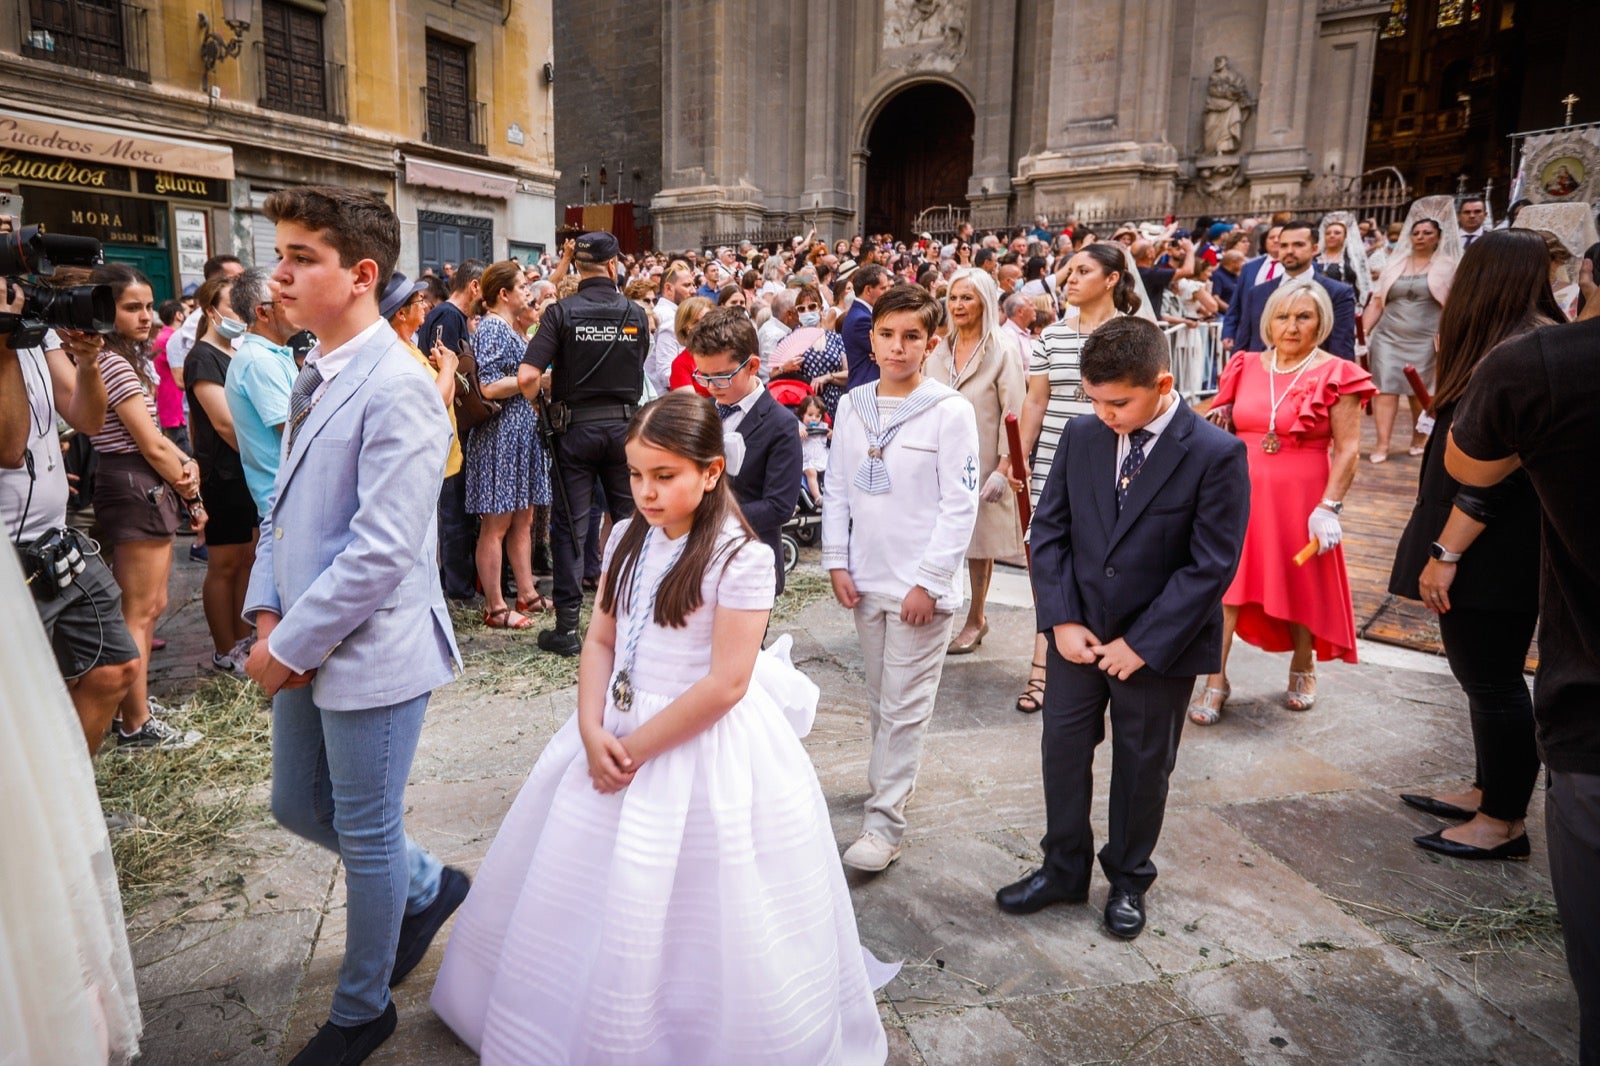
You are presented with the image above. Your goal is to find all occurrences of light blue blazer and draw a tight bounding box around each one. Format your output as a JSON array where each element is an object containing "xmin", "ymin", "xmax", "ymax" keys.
[{"xmin": 244, "ymin": 321, "xmax": 461, "ymax": 711}]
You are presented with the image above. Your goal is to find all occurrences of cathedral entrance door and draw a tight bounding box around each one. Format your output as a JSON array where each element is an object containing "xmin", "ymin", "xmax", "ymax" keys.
[{"xmin": 864, "ymin": 83, "xmax": 974, "ymax": 240}]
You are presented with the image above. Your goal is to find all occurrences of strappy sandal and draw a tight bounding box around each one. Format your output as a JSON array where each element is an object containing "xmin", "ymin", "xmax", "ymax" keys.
[
  {"xmin": 1015, "ymin": 662, "xmax": 1046, "ymax": 714},
  {"xmin": 1286, "ymin": 670, "xmax": 1317, "ymax": 711},
  {"xmin": 516, "ymin": 593, "xmax": 554, "ymax": 613},
  {"xmin": 484, "ymin": 606, "xmax": 534, "ymax": 630},
  {"xmin": 1189, "ymin": 683, "xmax": 1230, "ymax": 726}
]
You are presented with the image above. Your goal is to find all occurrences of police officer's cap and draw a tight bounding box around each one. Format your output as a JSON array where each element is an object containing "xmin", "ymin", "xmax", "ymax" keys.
[{"xmin": 573, "ymin": 232, "xmax": 621, "ymax": 264}]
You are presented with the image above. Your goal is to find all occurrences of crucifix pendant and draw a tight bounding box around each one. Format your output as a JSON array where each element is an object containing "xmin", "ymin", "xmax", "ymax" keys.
[
  {"xmin": 1119, "ymin": 475, "xmax": 1131, "ymax": 492},
  {"xmin": 610, "ymin": 669, "xmax": 634, "ymax": 713},
  {"xmin": 1262, "ymin": 430, "xmax": 1281, "ymax": 454}
]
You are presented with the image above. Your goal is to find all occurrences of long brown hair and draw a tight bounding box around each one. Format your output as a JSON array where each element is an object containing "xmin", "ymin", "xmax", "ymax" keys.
[
  {"xmin": 90, "ymin": 262, "xmax": 156, "ymax": 389},
  {"xmin": 598, "ymin": 391, "xmax": 757, "ymax": 629},
  {"xmin": 1431, "ymin": 230, "xmax": 1564, "ymax": 412}
]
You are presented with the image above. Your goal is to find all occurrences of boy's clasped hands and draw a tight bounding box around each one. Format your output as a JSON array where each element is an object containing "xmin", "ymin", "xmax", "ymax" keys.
[{"xmin": 1053, "ymin": 623, "xmax": 1146, "ymax": 680}]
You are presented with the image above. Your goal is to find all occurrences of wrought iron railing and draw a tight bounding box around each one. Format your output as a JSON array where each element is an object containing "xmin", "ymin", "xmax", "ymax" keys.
[
  {"xmin": 422, "ymin": 89, "xmax": 486, "ymax": 155},
  {"xmin": 18, "ymin": 0, "xmax": 149, "ymax": 82},
  {"xmin": 255, "ymin": 40, "xmax": 346, "ymax": 124}
]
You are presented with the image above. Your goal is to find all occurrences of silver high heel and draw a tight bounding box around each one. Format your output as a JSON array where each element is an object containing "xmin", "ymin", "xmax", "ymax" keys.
[{"xmin": 1286, "ymin": 670, "xmax": 1317, "ymax": 711}]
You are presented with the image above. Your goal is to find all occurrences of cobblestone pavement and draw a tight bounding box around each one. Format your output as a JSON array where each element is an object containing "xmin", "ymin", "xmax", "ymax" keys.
[{"xmin": 127, "ymin": 545, "xmax": 1576, "ymax": 1065}]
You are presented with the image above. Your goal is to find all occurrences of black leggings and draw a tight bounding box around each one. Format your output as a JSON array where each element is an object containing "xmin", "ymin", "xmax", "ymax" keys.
[{"xmin": 1437, "ymin": 606, "xmax": 1540, "ymax": 822}]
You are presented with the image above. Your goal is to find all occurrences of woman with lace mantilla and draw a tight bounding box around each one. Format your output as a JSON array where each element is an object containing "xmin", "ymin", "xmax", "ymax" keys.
[{"xmin": 1191, "ymin": 278, "xmax": 1375, "ymax": 726}]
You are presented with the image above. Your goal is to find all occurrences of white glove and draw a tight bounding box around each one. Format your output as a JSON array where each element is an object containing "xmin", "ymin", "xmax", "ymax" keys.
[
  {"xmin": 980, "ymin": 470, "xmax": 1009, "ymax": 503},
  {"xmin": 722, "ymin": 430, "xmax": 746, "ymax": 477},
  {"xmin": 1308, "ymin": 506, "xmax": 1343, "ymax": 554},
  {"xmin": 1415, "ymin": 411, "xmax": 1436, "ymax": 436}
]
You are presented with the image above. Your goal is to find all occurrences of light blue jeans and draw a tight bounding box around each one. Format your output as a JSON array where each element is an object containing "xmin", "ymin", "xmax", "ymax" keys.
[{"xmin": 270, "ymin": 687, "xmax": 443, "ymax": 1025}]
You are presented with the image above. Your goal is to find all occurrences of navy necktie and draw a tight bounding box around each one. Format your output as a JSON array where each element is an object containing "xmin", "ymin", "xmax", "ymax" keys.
[
  {"xmin": 716, "ymin": 402, "xmax": 741, "ymax": 421},
  {"xmin": 1117, "ymin": 429, "xmax": 1153, "ymax": 511}
]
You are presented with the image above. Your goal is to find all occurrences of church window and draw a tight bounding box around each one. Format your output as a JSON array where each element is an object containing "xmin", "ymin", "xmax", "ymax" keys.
[
  {"xmin": 1381, "ymin": 0, "xmax": 1408, "ymax": 39},
  {"xmin": 1437, "ymin": 0, "xmax": 1466, "ymax": 28}
]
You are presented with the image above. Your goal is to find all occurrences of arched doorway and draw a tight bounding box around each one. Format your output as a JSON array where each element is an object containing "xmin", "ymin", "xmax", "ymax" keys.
[{"xmin": 864, "ymin": 83, "xmax": 974, "ymax": 239}]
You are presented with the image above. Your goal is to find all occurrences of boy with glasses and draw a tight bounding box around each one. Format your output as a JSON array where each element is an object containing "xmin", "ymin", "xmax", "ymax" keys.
[{"xmin": 687, "ymin": 307, "xmax": 802, "ymax": 595}]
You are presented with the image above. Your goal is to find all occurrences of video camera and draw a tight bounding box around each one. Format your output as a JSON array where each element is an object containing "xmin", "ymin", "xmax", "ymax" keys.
[{"xmin": 0, "ymin": 224, "xmax": 114, "ymax": 349}]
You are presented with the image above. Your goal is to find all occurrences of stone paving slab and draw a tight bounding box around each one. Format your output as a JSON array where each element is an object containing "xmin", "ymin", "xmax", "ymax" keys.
[{"xmin": 127, "ymin": 558, "xmax": 1576, "ymax": 1065}]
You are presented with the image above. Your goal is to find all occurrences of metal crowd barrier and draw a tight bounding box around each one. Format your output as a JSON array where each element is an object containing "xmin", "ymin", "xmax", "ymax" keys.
[{"xmin": 1162, "ymin": 320, "xmax": 1225, "ymax": 398}]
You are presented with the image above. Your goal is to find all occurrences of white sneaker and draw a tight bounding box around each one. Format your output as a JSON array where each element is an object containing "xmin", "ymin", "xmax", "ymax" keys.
[
  {"xmin": 147, "ymin": 695, "xmax": 189, "ymax": 717},
  {"xmin": 211, "ymin": 652, "xmax": 248, "ymax": 679},
  {"xmin": 841, "ymin": 831, "xmax": 902, "ymax": 872}
]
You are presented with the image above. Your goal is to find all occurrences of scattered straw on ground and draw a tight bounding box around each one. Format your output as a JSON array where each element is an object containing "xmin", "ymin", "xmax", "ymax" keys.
[{"xmin": 97, "ymin": 677, "xmax": 273, "ymax": 913}]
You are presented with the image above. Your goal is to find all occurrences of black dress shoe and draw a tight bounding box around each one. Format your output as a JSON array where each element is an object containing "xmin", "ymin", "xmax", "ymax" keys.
[
  {"xmin": 1104, "ymin": 888, "xmax": 1146, "ymax": 939},
  {"xmin": 995, "ymin": 869, "xmax": 1088, "ymax": 915},
  {"xmin": 391, "ymin": 866, "xmax": 471, "ymax": 987},
  {"xmin": 1414, "ymin": 830, "xmax": 1531, "ymax": 861},
  {"xmin": 288, "ymin": 1001, "xmax": 397, "ymax": 1066},
  {"xmin": 1399, "ymin": 793, "xmax": 1476, "ymax": 820}
]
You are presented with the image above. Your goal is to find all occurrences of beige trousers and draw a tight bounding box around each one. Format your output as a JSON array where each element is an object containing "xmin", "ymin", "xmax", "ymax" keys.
[{"xmin": 853, "ymin": 592, "xmax": 955, "ymax": 845}]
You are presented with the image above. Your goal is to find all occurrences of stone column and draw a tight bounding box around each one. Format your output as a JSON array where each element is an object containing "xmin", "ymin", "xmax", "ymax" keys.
[
  {"xmin": 1309, "ymin": 0, "xmax": 1391, "ymax": 181},
  {"xmin": 1012, "ymin": 0, "xmax": 1182, "ymax": 215},
  {"xmin": 1246, "ymin": 0, "xmax": 1320, "ymax": 196},
  {"xmin": 652, "ymin": 0, "xmax": 766, "ymax": 249},
  {"xmin": 801, "ymin": 0, "xmax": 855, "ymax": 242},
  {"xmin": 967, "ymin": 0, "xmax": 1018, "ymax": 228}
]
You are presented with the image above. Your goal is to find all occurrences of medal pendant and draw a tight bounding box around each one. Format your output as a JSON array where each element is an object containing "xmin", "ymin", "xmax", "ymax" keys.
[
  {"xmin": 867, "ymin": 446, "xmax": 882, "ymax": 459},
  {"xmin": 610, "ymin": 669, "xmax": 634, "ymax": 713},
  {"xmin": 1262, "ymin": 430, "xmax": 1281, "ymax": 454}
]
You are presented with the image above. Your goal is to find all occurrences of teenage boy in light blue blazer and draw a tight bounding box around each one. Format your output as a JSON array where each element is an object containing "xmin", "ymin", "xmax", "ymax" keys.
[{"xmin": 242, "ymin": 186, "xmax": 464, "ymax": 1066}]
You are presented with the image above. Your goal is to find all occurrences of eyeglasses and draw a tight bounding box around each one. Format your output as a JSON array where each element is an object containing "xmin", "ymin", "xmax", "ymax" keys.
[{"xmin": 690, "ymin": 360, "xmax": 753, "ymax": 388}]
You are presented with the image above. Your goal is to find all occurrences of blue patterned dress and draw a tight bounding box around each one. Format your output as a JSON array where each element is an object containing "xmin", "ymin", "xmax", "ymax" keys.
[{"xmin": 464, "ymin": 314, "xmax": 552, "ymax": 514}]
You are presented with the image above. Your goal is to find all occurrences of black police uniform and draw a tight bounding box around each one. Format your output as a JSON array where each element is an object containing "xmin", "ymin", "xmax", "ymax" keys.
[{"xmin": 522, "ymin": 236, "xmax": 648, "ymax": 651}]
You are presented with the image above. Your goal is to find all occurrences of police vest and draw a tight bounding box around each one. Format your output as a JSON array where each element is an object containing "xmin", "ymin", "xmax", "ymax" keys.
[{"xmin": 552, "ymin": 295, "xmax": 647, "ymax": 406}]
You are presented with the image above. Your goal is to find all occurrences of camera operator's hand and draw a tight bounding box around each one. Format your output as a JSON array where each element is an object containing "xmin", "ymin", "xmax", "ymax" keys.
[
  {"xmin": 1, "ymin": 277, "xmax": 23, "ymax": 321},
  {"xmin": 54, "ymin": 329, "xmax": 103, "ymax": 367}
]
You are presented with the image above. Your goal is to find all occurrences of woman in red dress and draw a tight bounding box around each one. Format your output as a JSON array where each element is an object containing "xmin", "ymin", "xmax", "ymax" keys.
[{"xmin": 1191, "ymin": 278, "xmax": 1375, "ymax": 725}]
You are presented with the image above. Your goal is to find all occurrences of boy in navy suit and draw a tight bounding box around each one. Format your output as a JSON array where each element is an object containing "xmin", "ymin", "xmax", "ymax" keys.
[
  {"xmin": 996, "ymin": 317, "xmax": 1249, "ymax": 939},
  {"xmin": 688, "ymin": 306, "xmax": 803, "ymax": 594}
]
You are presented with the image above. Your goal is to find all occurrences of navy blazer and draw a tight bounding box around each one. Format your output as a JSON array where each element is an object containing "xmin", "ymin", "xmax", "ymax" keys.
[
  {"xmin": 1030, "ymin": 401, "xmax": 1250, "ymax": 678},
  {"xmin": 728, "ymin": 387, "xmax": 804, "ymax": 594},
  {"xmin": 842, "ymin": 301, "xmax": 879, "ymax": 392},
  {"xmin": 1220, "ymin": 254, "xmax": 1271, "ymax": 344},
  {"xmin": 1229, "ymin": 269, "xmax": 1357, "ymax": 359}
]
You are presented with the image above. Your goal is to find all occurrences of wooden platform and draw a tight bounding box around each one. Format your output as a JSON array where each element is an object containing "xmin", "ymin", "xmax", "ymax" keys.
[{"xmin": 1334, "ymin": 408, "xmax": 1536, "ymax": 668}]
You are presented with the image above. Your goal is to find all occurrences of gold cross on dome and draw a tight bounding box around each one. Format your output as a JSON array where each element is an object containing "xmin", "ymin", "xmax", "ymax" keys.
[{"xmin": 1563, "ymin": 94, "xmax": 1580, "ymax": 126}]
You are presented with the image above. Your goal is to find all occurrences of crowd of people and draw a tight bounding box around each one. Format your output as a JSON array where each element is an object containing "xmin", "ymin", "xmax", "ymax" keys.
[{"xmin": 5, "ymin": 184, "xmax": 1600, "ymax": 1065}]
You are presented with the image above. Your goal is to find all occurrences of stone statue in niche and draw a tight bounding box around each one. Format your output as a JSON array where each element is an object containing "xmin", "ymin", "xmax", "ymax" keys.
[
  {"xmin": 883, "ymin": 0, "xmax": 967, "ymax": 71},
  {"xmin": 1202, "ymin": 56, "xmax": 1255, "ymax": 157}
]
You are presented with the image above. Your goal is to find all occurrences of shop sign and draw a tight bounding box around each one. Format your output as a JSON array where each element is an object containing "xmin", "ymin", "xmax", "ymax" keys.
[
  {"xmin": 0, "ymin": 148, "xmax": 129, "ymax": 191},
  {"xmin": 0, "ymin": 111, "xmax": 234, "ymax": 181},
  {"xmin": 20, "ymin": 184, "xmax": 166, "ymax": 248},
  {"xmin": 134, "ymin": 169, "xmax": 229, "ymax": 204}
]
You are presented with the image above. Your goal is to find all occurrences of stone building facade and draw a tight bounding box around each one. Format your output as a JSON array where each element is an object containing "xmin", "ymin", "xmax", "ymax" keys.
[
  {"xmin": 0, "ymin": 0, "xmax": 557, "ymax": 302},
  {"xmin": 555, "ymin": 0, "xmax": 1394, "ymax": 249}
]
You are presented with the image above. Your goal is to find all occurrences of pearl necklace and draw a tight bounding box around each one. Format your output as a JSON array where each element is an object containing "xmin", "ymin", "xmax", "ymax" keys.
[{"xmin": 1263, "ymin": 349, "xmax": 1319, "ymax": 454}]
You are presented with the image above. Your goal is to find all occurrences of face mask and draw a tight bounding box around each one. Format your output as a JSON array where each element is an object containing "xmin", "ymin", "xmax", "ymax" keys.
[
  {"xmin": 214, "ymin": 315, "xmax": 248, "ymax": 341},
  {"xmin": 797, "ymin": 311, "xmax": 821, "ymax": 328}
]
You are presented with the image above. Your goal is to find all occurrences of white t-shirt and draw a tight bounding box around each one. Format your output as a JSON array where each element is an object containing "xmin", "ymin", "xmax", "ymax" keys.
[{"xmin": 1, "ymin": 332, "xmax": 69, "ymax": 542}]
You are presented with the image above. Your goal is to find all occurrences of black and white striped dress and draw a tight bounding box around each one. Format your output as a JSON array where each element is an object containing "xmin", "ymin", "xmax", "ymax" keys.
[{"xmin": 1028, "ymin": 316, "xmax": 1115, "ymax": 507}]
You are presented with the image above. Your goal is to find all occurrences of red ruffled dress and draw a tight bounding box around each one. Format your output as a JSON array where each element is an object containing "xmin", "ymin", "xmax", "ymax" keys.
[{"xmin": 1212, "ymin": 352, "xmax": 1377, "ymax": 663}]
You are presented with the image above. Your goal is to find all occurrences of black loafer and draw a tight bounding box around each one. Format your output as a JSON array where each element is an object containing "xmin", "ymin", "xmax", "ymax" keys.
[
  {"xmin": 1399, "ymin": 793, "xmax": 1476, "ymax": 820},
  {"xmin": 288, "ymin": 1001, "xmax": 397, "ymax": 1066},
  {"xmin": 390, "ymin": 866, "xmax": 470, "ymax": 988},
  {"xmin": 996, "ymin": 869, "xmax": 1088, "ymax": 915},
  {"xmin": 1413, "ymin": 830, "xmax": 1531, "ymax": 861},
  {"xmin": 1104, "ymin": 888, "xmax": 1146, "ymax": 939}
]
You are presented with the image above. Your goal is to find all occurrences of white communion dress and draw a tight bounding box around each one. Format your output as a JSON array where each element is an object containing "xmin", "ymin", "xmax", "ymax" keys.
[
  {"xmin": 431, "ymin": 517, "xmax": 889, "ymax": 1065},
  {"xmin": 0, "ymin": 544, "xmax": 142, "ymax": 1064}
]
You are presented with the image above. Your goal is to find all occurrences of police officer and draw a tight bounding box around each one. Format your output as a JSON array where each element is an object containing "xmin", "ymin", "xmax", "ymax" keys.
[{"xmin": 518, "ymin": 231, "xmax": 648, "ymax": 655}]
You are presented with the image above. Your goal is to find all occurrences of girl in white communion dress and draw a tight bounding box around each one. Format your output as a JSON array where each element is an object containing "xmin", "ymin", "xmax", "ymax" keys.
[{"xmin": 431, "ymin": 392, "xmax": 890, "ymax": 1065}]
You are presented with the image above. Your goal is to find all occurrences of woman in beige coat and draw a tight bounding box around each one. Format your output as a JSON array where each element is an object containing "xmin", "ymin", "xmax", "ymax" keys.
[{"xmin": 927, "ymin": 267, "xmax": 1027, "ymax": 654}]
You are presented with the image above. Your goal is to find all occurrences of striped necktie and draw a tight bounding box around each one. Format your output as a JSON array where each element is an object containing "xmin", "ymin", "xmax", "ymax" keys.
[{"xmin": 286, "ymin": 362, "xmax": 324, "ymax": 452}]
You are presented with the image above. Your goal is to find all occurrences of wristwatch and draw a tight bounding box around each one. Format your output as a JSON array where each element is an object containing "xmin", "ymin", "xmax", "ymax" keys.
[
  {"xmin": 1317, "ymin": 498, "xmax": 1344, "ymax": 515},
  {"xmin": 1429, "ymin": 542, "xmax": 1463, "ymax": 563}
]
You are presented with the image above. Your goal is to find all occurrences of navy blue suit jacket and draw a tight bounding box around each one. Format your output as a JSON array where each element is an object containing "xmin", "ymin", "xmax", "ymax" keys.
[
  {"xmin": 1030, "ymin": 401, "xmax": 1250, "ymax": 678},
  {"xmin": 842, "ymin": 301, "xmax": 879, "ymax": 392},
  {"xmin": 728, "ymin": 388, "xmax": 804, "ymax": 594},
  {"xmin": 1220, "ymin": 254, "xmax": 1271, "ymax": 345},
  {"xmin": 1230, "ymin": 268, "xmax": 1357, "ymax": 359}
]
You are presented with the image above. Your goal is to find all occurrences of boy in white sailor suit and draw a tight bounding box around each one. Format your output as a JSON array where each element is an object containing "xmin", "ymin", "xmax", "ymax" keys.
[{"xmin": 822, "ymin": 283, "xmax": 981, "ymax": 873}]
